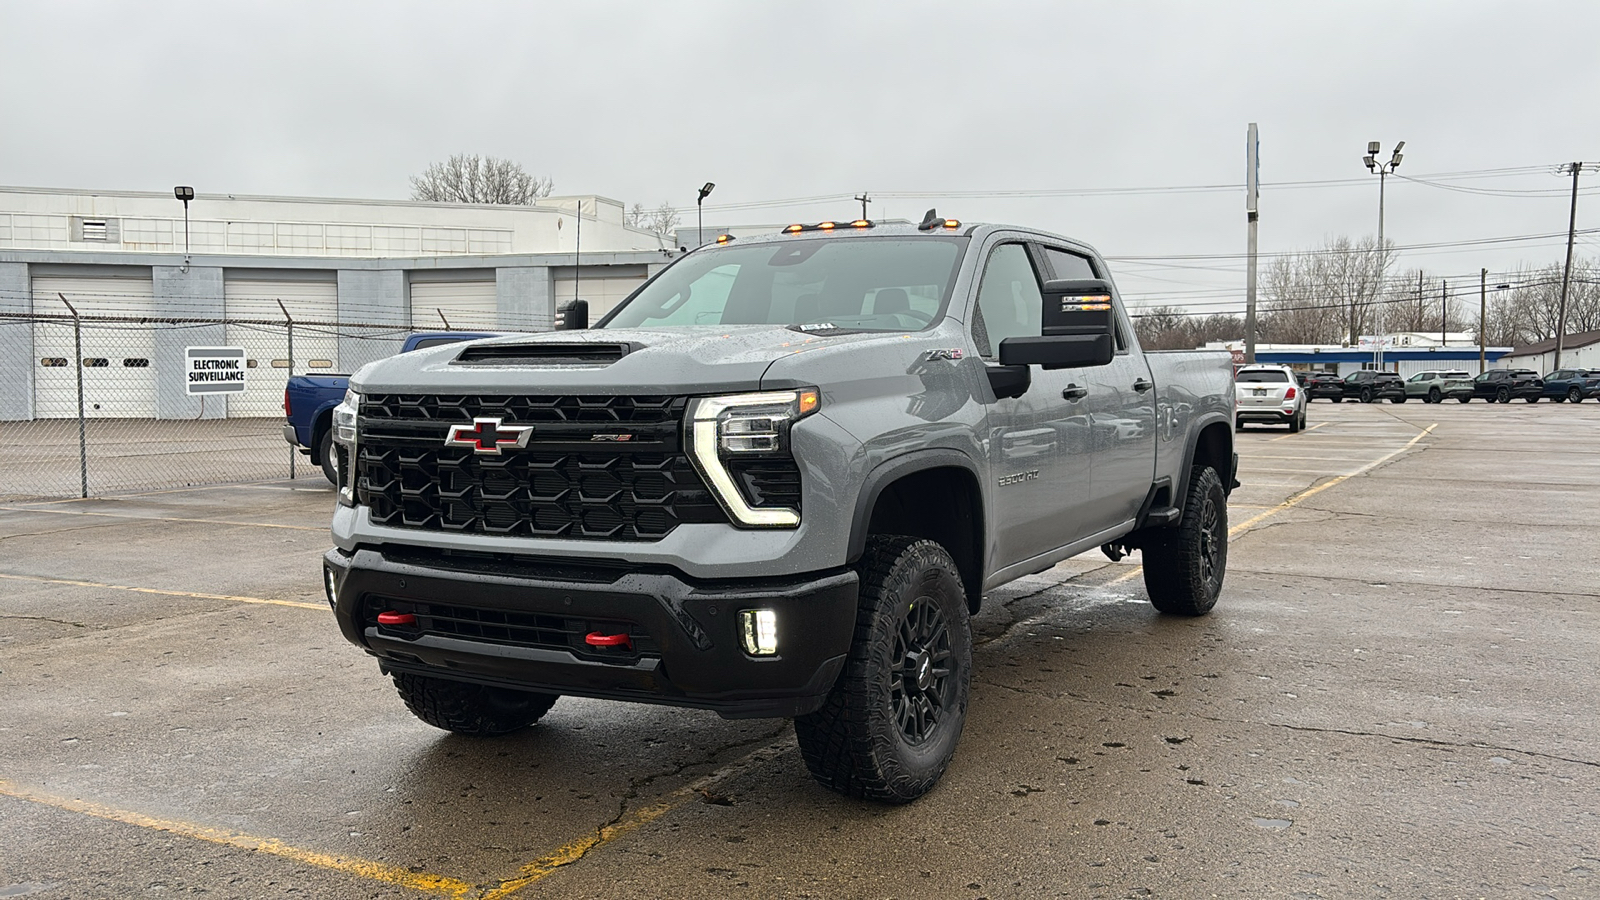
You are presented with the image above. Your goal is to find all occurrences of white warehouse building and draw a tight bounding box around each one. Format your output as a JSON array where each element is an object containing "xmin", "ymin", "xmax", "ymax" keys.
[{"xmin": 0, "ymin": 185, "xmax": 680, "ymax": 421}]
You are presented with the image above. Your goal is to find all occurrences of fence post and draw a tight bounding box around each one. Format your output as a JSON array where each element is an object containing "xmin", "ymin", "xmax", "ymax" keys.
[
  {"xmin": 60, "ymin": 294, "xmax": 88, "ymax": 499},
  {"xmin": 278, "ymin": 299, "xmax": 294, "ymax": 480}
]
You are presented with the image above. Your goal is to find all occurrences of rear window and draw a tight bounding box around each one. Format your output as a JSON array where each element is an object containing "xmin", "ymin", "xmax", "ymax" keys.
[{"xmin": 1237, "ymin": 370, "xmax": 1289, "ymax": 383}]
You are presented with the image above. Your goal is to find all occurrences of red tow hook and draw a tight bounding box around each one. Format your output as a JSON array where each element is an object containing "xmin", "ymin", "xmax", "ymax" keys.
[
  {"xmin": 584, "ymin": 632, "xmax": 632, "ymax": 650},
  {"xmin": 377, "ymin": 611, "xmax": 417, "ymax": 626}
]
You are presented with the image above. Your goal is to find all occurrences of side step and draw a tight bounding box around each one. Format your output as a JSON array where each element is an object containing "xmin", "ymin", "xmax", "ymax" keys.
[{"xmin": 1142, "ymin": 506, "xmax": 1181, "ymax": 527}]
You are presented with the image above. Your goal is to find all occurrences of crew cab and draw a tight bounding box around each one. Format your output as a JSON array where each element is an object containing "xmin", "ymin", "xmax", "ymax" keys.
[
  {"xmin": 321, "ymin": 215, "xmax": 1238, "ymax": 803},
  {"xmin": 283, "ymin": 331, "xmax": 502, "ymax": 482},
  {"xmin": 1404, "ymin": 369, "xmax": 1474, "ymax": 404},
  {"xmin": 1541, "ymin": 368, "xmax": 1600, "ymax": 403},
  {"xmin": 1471, "ymin": 368, "xmax": 1542, "ymax": 403},
  {"xmin": 1341, "ymin": 369, "xmax": 1406, "ymax": 403}
]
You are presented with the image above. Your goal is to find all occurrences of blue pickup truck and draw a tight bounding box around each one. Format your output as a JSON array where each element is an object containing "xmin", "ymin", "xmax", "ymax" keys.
[{"xmin": 283, "ymin": 332, "xmax": 502, "ymax": 482}]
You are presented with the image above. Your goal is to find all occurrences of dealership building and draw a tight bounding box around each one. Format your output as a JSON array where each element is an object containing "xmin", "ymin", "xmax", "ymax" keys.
[{"xmin": 0, "ymin": 185, "xmax": 680, "ymax": 421}]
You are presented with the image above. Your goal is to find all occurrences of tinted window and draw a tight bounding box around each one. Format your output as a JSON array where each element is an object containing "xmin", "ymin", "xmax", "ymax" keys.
[
  {"xmin": 1041, "ymin": 247, "xmax": 1097, "ymax": 281},
  {"xmin": 972, "ymin": 244, "xmax": 1043, "ymax": 358},
  {"xmin": 410, "ymin": 337, "xmax": 471, "ymax": 351},
  {"xmin": 604, "ymin": 238, "xmax": 965, "ymax": 332},
  {"xmin": 1237, "ymin": 370, "xmax": 1290, "ymax": 383}
]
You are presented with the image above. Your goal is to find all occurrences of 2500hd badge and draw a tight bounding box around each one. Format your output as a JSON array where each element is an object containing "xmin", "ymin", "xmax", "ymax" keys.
[{"xmin": 323, "ymin": 214, "xmax": 1238, "ymax": 803}]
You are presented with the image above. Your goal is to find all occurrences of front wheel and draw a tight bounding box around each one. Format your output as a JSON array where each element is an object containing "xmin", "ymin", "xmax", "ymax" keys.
[
  {"xmin": 391, "ymin": 672, "xmax": 558, "ymax": 735},
  {"xmin": 1142, "ymin": 466, "xmax": 1228, "ymax": 616},
  {"xmin": 795, "ymin": 536, "xmax": 972, "ymax": 804},
  {"xmin": 1331, "ymin": 396, "xmax": 1343, "ymax": 403},
  {"xmin": 1458, "ymin": 395, "xmax": 1472, "ymax": 404},
  {"xmin": 1525, "ymin": 396, "xmax": 1540, "ymax": 403},
  {"xmin": 1391, "ymin": 395, "xmax": 1406, "ymax": 404}
]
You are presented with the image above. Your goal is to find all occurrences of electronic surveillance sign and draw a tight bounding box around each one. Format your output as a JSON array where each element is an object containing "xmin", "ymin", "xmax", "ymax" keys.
[{"xmin": 185, "ymin": 346, "xmax": 248, "ymax": 395}]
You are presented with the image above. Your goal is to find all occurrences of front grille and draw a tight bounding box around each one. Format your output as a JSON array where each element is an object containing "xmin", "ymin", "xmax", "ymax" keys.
[
  {"xmin": 356, "ymin": 394, "xmax": 727, "ymax": 540},
  {"xmin": 364, "ymin": 595, "xmax": 658, "ymax": 658}
]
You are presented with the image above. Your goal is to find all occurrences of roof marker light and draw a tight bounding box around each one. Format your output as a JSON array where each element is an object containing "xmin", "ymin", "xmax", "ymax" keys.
[
  {"xmin": 784, "ymin": 224, "xmax": 804, "ymax": 233},
  {"xmin": 715, "ymin": 234, "xmax": 734, "ymax": 244},
  {"xmin": 851, "ymin": 220, "xmax": 871, "ymax": 228},
  {"xmin": 943, "ymin": 219, "xmax": 960, "ymax": 228},
  {"xmin": 817, "ymin": 221, "xmax": 836, "ymax": 230}
]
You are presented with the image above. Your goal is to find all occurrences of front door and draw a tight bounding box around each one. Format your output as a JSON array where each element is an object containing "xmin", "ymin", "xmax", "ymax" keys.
[{"xmin": 972, "ymin": 241, "xmax": 1098, "ymax": 569}]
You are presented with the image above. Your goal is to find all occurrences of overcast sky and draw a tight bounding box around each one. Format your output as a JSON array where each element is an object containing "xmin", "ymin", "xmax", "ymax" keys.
[{"xmin": 4, "ymin": 1, "xmax": 1597, "ymax": 314}]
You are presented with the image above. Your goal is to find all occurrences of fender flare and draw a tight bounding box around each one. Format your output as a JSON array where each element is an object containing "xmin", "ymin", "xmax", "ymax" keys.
[
  {"xmin": 1173, "ymin": 412, "xmax": 1235, "ymax": 508},
  {"xmin": 845, "ymin": 448, "xmax": 985, "ymax": 565}
]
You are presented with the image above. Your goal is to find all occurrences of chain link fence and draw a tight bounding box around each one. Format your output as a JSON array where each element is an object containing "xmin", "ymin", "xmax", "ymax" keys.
[{"xmin": 1, "ymin": 311, "xmax": 415, "ymax": 501}]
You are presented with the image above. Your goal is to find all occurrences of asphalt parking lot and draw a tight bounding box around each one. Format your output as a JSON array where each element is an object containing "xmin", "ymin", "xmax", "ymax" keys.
[{"xmin": 2, "ymin": 399, "xmax": 1597, "ymax": 899}]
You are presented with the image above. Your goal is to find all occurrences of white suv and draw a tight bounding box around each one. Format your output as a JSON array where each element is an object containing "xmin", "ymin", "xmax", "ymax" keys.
[{"xmin": 1235, "ymin": 364, "xmax": 1307, "ymax": 432}]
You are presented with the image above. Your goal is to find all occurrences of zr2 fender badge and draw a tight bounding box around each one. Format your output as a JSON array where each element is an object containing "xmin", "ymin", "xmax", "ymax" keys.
[
  {"xmin": 924, "ymin": 348, "xmax": 964, "ymax": 362},
  {"xmin": 444, "ymin": 417, "xmax": 534, "ymax": 455}
]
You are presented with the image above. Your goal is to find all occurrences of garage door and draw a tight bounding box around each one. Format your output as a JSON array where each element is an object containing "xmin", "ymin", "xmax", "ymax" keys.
[
  {"xmin": 224, "ymin": 277, "xmax": 340, "ymax": 417},
  {"xmin": 410, "ymin": 280, "xmax": 498, "ymax": 330},
  {"xmin": 554, "ymin": 270, "xmax": 648, "ymax": 321},
  {"xmin": 33, "ymin": 274, "xmax": 157, "ymax": 418}
]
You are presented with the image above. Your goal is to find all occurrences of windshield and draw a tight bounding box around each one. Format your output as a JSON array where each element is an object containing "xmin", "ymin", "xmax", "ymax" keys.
[
  {"xmin": 601, "ymin": 237, "xmax": 966, "ymax": 331},
  {"xmin": 1237, "ymin": 370, "xmax": 1289, "ymax": 383}
]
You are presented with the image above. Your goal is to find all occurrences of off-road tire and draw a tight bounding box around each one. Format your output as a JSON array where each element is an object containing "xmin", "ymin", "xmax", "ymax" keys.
[
  {"xmin": 1428, "ymin": 388, "xmax": 1441, "ymax": 403},
  {"xmin": 1142, "ymin": 466, "xmax": 1228, "ymax": 617},
  {"xmin": 391, "ymin": 672, "xmax": 558, "ymax": 736},
  {"xmin": 317, "ymin": 428, "xmax": 338, "ymax": 485},
  {"xmin": 794, "ymin": 536, "xmax": 972, "ymax": 804}
]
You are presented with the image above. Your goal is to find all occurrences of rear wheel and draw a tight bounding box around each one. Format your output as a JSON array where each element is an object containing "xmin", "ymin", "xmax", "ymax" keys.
[
  {"xmin": 1331, "ymin": 396, "xmax": 1342, "ymax": 403},
  {"xmin": 1458, "ymin": 395, "xmax": 1471, "ymax": 404},
  {"xmin": 1497, "ymin": 387, "xmax": 1511, "ymax": 403},
  {"xmin": 1391, "ymin": 395, "xmax": 1406, "ymax": 403},
  {"xmin": 391, "ymin": 672, "xmax": 558, "ymax": 736},
  {"xmin": 1525, "ymin": 396, "xmax": 1540, "ymax": 403},
  {"xmin": 795, "ymin": 536, "xmax": 972, "ymax": 803},
  {"xmin": 1360, "ymin": 388, "xmax": 1374, "ymax": 403},
  {"xmin": 1142, "ymin": 466, "xmax": 1228, "ymax": 617},
  {"xmin": 1287, "ymin": 412, "xmax": 1301, "ymax": 433},
  {"xmin": 1428, "ymin": 388, "xmax": 1441, "ymax": 403},
  {"xmin": 1569, "ymin": 388, "xmax": 1582, "ymax": 403}
]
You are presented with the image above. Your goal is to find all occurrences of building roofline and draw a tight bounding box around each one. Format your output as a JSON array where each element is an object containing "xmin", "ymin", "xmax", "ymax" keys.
[
  {"xmin": 0, "ymin": 184, "xmax": 625, "ymax": 216},
  {"xmin": 1504, "ymin": 330, "xmax": 1600, "ymax": 356}
]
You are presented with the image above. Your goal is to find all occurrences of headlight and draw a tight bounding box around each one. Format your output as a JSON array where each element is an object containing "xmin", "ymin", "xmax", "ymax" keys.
[
  {"xmin": 333, "ymin": 390, "xmax": 360, "ymax": 504},
  {"xmin": 688, "ymin": 389, "xmax": 819, "ymax": 528}
]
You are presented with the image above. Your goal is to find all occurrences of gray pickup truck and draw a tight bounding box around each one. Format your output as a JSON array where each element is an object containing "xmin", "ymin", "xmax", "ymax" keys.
[{"xmin": 321, "ymin": 215, "xmax": 1237, "ymax": 803}]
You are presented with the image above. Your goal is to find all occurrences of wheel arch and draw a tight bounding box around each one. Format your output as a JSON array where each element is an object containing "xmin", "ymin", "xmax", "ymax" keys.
[
  {"xmin": 1176, "ymin": 417, "xmax": 1236, "ymax": 509},
  {"xmin": 849, "ymin": 450, "xmax": 986, "ymax": 613}
]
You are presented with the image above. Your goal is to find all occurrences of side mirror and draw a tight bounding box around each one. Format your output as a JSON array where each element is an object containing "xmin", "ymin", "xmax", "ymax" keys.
[
  {"xmin": 996, "ymin": 278, "xmax": 1117, "ymax": 369},
  {"xmin": 556, "ymin": 298, "xmax": 589, "ymax": 330}
]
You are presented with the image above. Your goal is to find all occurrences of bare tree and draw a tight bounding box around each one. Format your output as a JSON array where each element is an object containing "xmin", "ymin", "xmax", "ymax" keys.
[
  {"xmin": 1256, "ymin": 235, "xmax": 1389, "ymax": 345},
  {"xmin": 1132, "ymin": 306, "xmax": 1242, "ymax": 350},
  {"xmin": 627, "ymin": 201, "xmax": 681, "ymax": 236},
  {"xmin": 1488, "ymin": 258, "xmax": 1600, "ymax": 347},
  {"xmin": 410, "ymin": 154, "xmax": 553, "ymax": 205}
]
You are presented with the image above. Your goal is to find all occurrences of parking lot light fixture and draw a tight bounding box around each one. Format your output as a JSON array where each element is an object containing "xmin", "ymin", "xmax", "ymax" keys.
[
  {"xmin": 696, "ymin": 182, "xmax": 715, "ymax": 247},
  {"xmin": 174, "ymin": 186, "xmax": 195, "ymax": 272},
  {"xmin": 1362, "ymin": 142, "xmax": 1405, "ymax": 369}
]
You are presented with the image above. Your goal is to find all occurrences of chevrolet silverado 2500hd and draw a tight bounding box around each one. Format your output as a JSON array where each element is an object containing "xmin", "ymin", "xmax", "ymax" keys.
[{"xmin": 322, "ymin": 216, "xmax": 1238, "ymax": 803}]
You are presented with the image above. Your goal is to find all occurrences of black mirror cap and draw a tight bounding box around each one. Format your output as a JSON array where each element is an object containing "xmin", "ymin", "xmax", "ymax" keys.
[
  {"xmin": 998, "ymin": 333, "xmax": 1115, "ymax": 370},
  {"xmin": 1041, "ymin": 278, "xmax": 1117, "ymax": 337},
  {"xmin": 556, "ymin": 298, "xmax": 589, "ymax": 330}
]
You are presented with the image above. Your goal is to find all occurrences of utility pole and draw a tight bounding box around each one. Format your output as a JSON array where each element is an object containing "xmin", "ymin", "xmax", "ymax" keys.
[
  {"xmin": 1479, "ymin": 269, "xmax": 1487, "ymax": 375},
  {"xmin": 1245, "ymin": 123, "xmax": 1259, "ymax": 364},
  {"xmin": 855, "ymin": 192, "xmax": 871, "ymax": 221},
  {"xmin": 1441, "ymin": 280, "xmax": 1448, "ymax": 347},
  {"xmin": 1554, "ymin": 161, "xmax": 1595, "ymax": 368}
]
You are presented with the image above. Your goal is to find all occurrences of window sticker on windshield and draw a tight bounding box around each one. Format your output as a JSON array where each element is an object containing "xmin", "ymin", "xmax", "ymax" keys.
[{"xmin": 797, "ymin": 323, "xmax": 837, "ymax": 332}]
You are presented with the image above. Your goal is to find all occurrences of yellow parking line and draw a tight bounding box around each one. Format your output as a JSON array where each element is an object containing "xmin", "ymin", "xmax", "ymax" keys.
[
  {"xmin": 1107, "ymin": 423, "xmax": 1437, "ymax": 586},
  {"xmin": 0, "ymin": 572, "xmax": 324, "ymax": 611},
  {"xmin": 0, "ymin": 506, "xmax": 325, "ymax": 532},
  {"xmin": 0, "ymin": 779, "xmax": 477, "ymax": 898},
  {"xmin": 1268, "ymin": 421, "xmax": 1329, "ymax": 440}
]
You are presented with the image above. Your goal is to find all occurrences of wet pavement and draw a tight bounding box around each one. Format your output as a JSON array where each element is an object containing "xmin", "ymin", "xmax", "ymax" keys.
[{"xmin": 1, "ymin": 399, "xmax": 1596, "ymax": 898}]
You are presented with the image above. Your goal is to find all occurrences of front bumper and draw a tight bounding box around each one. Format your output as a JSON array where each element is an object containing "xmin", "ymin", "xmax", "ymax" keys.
[{"xmin": 323, "ymin": 546, "xmax": 858, "ymax": 719}]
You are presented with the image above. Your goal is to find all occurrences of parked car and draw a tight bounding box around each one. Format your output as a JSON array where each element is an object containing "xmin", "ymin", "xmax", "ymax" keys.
[
  {"xmin": 322, "ymin": 218, "xmax": 1241, "ymax": 803},
  {"xmin": 1303, "ymin": 371, "xmax": 1347, "ymax": 402},
  {"xmin": 1540, "ymin": 368, "xmax": 1600, "ymax": 403},
  {"xmin": 1471, "ymin": 368, "xmax": 1543, "ymax": 403},
  {"xmin": 1341, "ymin": 370, "xmax": 1406, "ymax": 403},
  {"xmin": 1404, "ymin": 369, "xmax": 1475, "ymax": 404},
  {"xmin": 283, "ymin": 331, "xmax": 503, "ymax": 482},
  {"xmin": 1235, "ymin": 364, "xmax": 1307, "ymax": 431}
]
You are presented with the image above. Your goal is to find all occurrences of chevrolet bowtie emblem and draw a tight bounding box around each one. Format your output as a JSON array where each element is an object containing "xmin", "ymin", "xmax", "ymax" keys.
[{"xmin": 444, "ymin": 417, "xmax": 533, "ymax": 455}]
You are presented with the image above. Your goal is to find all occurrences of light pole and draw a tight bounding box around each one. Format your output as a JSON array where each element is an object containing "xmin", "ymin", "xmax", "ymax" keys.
[
  {"xmin": 1362, "ymin": 141, "xmax": 1404, "ymax": 369},
  {"xmin": 696, "ymin": 182, "xmax": 715, "ymax": 247},
  {"xmin": 174, "ymin": 185, "xmax": 195, "ymax": 272}
]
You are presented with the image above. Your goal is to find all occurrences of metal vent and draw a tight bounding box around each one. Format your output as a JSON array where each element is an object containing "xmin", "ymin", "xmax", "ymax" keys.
[{"xmin": 453, "ymin": 343, "xmax": 633, "ymax": 365}]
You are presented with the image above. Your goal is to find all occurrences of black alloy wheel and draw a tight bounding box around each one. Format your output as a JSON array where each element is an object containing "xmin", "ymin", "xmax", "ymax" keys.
[
  {"xmin": 1142, "ymin": 465, "xmax": 1228, "ymax": 616},
  {"xmin": 1361, "ymin": 388, "xmax": 1374, "ymax": 403},
  {"xmin": 891, "ymin": 593, "xmax": 955, "ymax": 745},
  {"xmin": 1497, "ymin": 387, "xmax": 1511, "ymax": 403}
]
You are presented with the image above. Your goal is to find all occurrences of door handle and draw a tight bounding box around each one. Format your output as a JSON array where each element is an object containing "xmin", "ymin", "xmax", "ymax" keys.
[
  {"xmin": 1132, "ymin": 378, "xmax": 1153, "ymax": 393},
  {"xmin": 1062, "ymin": 384, "xmax": 1088, "ymax": 402}
]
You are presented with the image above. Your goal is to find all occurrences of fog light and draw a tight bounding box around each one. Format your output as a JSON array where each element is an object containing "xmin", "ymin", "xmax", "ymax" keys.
[
  {"xmin": 323, "ymin": 566, "xmax": 338, "ymax": 608},
  {"xmin": 738, "ymin": 609, "xmax": 778, "ymax": 656}
]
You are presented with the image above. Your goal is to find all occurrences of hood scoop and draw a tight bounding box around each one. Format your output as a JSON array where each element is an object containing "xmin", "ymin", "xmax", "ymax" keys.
[{"xmin": 453, "ymin": 342, "xmax": 634, "ymax": 366}]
